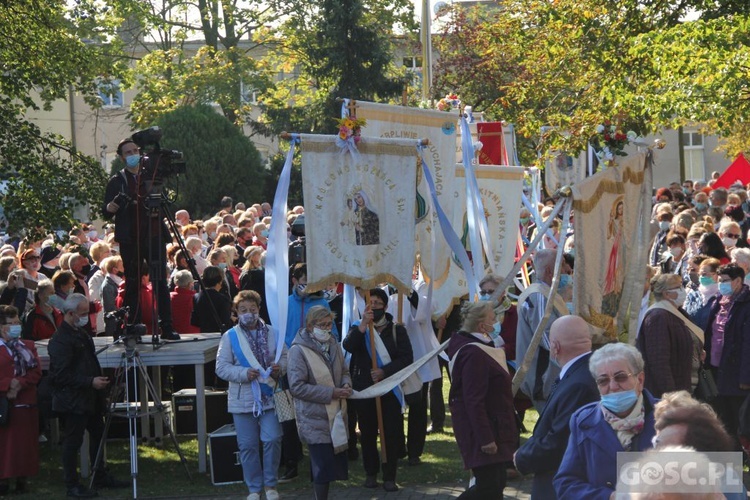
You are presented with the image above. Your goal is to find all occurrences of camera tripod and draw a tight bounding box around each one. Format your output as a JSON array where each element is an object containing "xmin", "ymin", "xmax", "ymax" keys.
[{"xmin": 90, "ymin": 339, "xmax": 191, "ymax": 498}]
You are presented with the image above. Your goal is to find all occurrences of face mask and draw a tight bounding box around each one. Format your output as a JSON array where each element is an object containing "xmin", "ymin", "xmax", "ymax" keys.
[
  {"xmin": 312, "ymin": 327, "xmax": 331, "ymax": 342},
  {"xmin": 600, "ymin": 389, "xmax": 639, "ymax": 414},
  {"xmin": 372, "ymin": 308, "xmax": 386, "ymax": 323},
  {"xmin": 116, "ymin": 271, "xmax": 125, "ymax": 278},
  {"xmin": 209, "ymin": 231, "xmax": 217, "ymax": 240},
  {"xmin": 111, "ymin": 245, "xmax": 120, "ymax": 254},
  {"xmin": 689, "ymin": 272, "xmax": 700, "ymax": 286},
  {"xmin": 200, "ymin": 232, "xmax": 208, "ymax": 242},
  {"xmin": 322, "ymin": 289, "xmax": 337, "ymax": 302},
  {"xmin": 722, "ymin": 237, "xmax": 736, "ymax": 248},
  {"xmin": 239, "ymin": 312, "xmax": 258, "ymax": 328},
  {"xmin": 559, "ymin": 274, "xmax": 572, "ymax": 289},
  {"xmin": 261, "ymin": 230, "xmax": 269, "ymax": 238},
  {"xmin": 719, "ymin": 282, "xmax": 734, "ymax": 296},
  {"xmin": 519, "ymin": 217, "xmax": 530, "ymax": 225},
  {"xmin": 125, "ymin": 154, "xmax": 140, "ymax": 169},
  {"xmin": 76, "ymin": 316, "xmax": 89, "ymax": 328},
  {"xmin": 88, "ymin": 231, "xmax": 97, "ymax": 240},
  {"xmin": 489, "ymin": 321, "xmax": 502, "ymax": 340},
  {"xmin": 218, "ymin": 262, "xmax": 228, "ymax": 270},
  {"xmin": 699, "ymin": 275, "xmax": 715, "ymax": 286},
  {"xmin": 80, "ymin": 264, "xmax": 91, "ymax": 276},
  {"xmin": 669, "ymin": 247, "xmax": 683, "ymax": 259},
  {"xmin": 672, "ymin": 288, "xmax": 687, "ymax": 305},
  {"xmin": 7, "ymin": 324, "xmax": 21, "ymax": 340},
  {"xmin": 296, "ymin": 283, "xmax": 307, "ymax": 295},
  {"xmin": 695, "ymin": 202, "xmax": 707, "ymax": 210},
  {"xmin": 659, "ymin": 221, "xmax": 671, "ymax": 232},
  {"xmin": 565, "ymin": 249, "xmax": 576, "ymax": 259},
  {"xmin": 478, "ymin": 294, "xmax": 492, "ymax": 302}
]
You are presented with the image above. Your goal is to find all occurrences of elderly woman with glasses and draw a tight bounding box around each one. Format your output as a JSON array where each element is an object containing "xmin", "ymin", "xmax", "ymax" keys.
[
  {"xmin": 288, "ymin": 306, "xmax": 352, "ymax": 500},
  {"xmin": 554, "ymin": 343, "xmax": 657, "ymax": 499},
  {"xmin": 636, "ymin": 273, "xmax": 703, "ymax": 398}
]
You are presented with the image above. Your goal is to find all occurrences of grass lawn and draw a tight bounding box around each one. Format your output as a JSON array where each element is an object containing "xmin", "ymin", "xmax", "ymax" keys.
[{"xmin": 15, "ymin": 372, "xmax": 539, "ymax": 498}]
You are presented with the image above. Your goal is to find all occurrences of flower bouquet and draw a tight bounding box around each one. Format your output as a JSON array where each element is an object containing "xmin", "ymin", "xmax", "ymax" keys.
[
  {"xmin": 589, "ymin": 121, "xmax": 637, "ymax": 166},
  {"xmin": 335, "ymin": 116, "xmax": 366, "ymax": 145},
  {"xmin": 436, "ymin": 93, "xmax": 461, "ymax": 112}
]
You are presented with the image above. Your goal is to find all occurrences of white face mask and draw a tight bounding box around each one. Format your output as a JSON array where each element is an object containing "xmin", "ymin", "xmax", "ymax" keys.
[
  {"xmin": 670, "ymin": 247, "xmax": 684, "ymax": 260},
  {"xmin": 312, "ymin": 327, "xmax": 331, "ymax": 342},
  {"xmin": 722, "ymin": 237, "xmax": 736, "ymax": 248},
  {"xmin": 672, "ymin": 288, "xmax": 687, "ymax": 306},
  {"xmin": 76, "ymin": 316, "xmax": 89, "ymax": 328}
]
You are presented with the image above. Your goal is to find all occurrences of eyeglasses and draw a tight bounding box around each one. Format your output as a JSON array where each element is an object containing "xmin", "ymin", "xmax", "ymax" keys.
[
  {"xmin": 595, "ymin": 372, "xmax": 635, "ymax": 387},
  {"xmin": 726, "ymin": 234, "xmax": 741, "ymax": 239},
  {"xmin": 479, "ymin": 289, "xmax": 496, "ymax": 296}
]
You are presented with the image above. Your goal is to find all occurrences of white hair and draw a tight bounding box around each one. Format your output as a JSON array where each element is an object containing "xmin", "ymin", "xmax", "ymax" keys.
[
  {"xmin": 589, "ymin": 342, "xmax": 644, "ymax": 378},
  {"xmin": 62, "ymin": 293, "xmax": 89, "ymax": 314}
]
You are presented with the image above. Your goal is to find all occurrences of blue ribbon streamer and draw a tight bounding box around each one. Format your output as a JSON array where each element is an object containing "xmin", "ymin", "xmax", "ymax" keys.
[
  {"xmin": 266, "ymin": 135, "xmax": 298, "ymax": 355},
  {"xmin": 229, "ymin": 328, "xmax": 273, "ymax": 416},
  {"xmin": 417, "ymin": 144, "xmax": 478, "ymax": 296},
  {"xmin": 459, "ymin": 117, "xmax": 491, "ymax": 289}
]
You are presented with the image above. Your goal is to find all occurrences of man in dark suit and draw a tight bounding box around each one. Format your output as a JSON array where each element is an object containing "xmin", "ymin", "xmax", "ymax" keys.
[{"xmin": 513, "ymin": 315, "xmax": 600, "ymax": 499}]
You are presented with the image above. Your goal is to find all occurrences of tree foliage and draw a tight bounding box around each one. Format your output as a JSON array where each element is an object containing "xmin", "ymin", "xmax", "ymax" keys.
[
  {"xmin": 432, "ymin": 0, "xmax": 750, "ymax": 162},
  {"xmin": 0, "ymin": 0, "xmax": 120, "ymax": 240},
  {"xmin": 259, "ymin": 0, "xmax": 417, "ymax": 136},
  {"xmin": 153, "ymin": 105, "xmax": 267, "ymax": 218}
]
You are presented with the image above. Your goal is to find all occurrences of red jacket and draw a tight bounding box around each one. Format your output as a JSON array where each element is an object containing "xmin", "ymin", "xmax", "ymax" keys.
[
  {"xmin": 22, "ymin": 303, "xmax": 63, "ymax": 341},
  {"xmin": 170, "ymin": 287, "xmax": 200, "ymax": 334}
]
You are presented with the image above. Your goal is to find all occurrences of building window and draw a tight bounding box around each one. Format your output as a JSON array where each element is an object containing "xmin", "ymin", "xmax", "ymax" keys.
[
  {"xmin": 240, "ymin": 80, "xmax": 258, "ymax": 105},
  {"xmin": 402, "ymin": 56, "xmax": 423, "ymax": 69},
  {"xmin": 98, "ymin": 80, "xmax": 123, "ymax": 108},
  {"xmin": 682, "ymin": 130, "xmax": 705, "ymax": 181}
]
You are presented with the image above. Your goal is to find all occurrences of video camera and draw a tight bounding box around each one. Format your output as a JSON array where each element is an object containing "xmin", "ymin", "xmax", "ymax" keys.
[
  {"xmin": 289, "ymin": 214, "xmax": 306, "ymax": 265},
  {"xmin": 106, "ymin": 306, "xmax": 147, "ymax": 351},
  {"xmin": 131, "ymin": 127, "xmax": 186, "ymax": 180}
]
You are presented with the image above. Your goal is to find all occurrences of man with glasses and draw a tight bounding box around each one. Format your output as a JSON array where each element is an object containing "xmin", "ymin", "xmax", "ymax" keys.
[{"xmin": 48, "ymin": 293, "xmax": 127, "ymax": 498}]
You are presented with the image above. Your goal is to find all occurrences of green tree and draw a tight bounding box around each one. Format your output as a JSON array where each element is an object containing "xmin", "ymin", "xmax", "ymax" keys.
[
  {"xmin": 152, "ymin": 105, "xmax": 267, "ymax": 218},
  {"xmin": 259, "ymin": 0, "xmax": 417, "ymax": 136},
  {"xmin": 432, "ymin": 1, "xmax": 750, "ymax": 161},
  {"xmin": 0, "ymin": 0, "xmax": 120, "ymax": 240}
]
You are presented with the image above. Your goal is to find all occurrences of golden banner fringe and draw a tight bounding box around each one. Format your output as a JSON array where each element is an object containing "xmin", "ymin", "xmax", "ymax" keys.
[
  {"xmin": 306, "ymin": 273, "xmax": 412, "ymax": 296},
  {"xmin": 572, "ymin": 164, "xmax": 646, "ymax": 214},
  {"xmin": 301, "ymin": 140, "xmax": 417, "ymax": 157}
]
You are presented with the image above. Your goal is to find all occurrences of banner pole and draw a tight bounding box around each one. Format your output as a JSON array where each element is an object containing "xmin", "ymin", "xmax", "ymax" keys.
[{"xmin": 365, "ymin": 290, "xmax": 387, "ymax": 463}]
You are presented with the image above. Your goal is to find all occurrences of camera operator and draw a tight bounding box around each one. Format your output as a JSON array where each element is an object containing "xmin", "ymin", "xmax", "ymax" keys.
[{"xmin": 102, "ymin": 138, "xmax": 180, "ymax": 340}]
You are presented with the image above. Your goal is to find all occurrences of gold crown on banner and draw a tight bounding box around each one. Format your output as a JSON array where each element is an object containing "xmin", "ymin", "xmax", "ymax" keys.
[{"xmin": 347, "ymin": 184, "xmax": 363, "ymax": 198}]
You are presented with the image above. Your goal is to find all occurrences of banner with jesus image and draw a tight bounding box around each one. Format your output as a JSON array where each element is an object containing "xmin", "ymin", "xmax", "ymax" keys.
[{"xmin": 300, "ymin": 134, "xmax": 418, "ymax": 292}]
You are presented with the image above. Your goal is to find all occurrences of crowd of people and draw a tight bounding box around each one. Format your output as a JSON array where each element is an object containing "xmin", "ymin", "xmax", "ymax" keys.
[{"xmin": 1, "ymin": 137, "xmax": 750, "ymax": 500}]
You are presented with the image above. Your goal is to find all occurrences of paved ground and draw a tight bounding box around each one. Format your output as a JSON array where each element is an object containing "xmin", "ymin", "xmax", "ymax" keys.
[{"xmin": 152, "ymin": 474, "xmax": 532, "ymax": 499}]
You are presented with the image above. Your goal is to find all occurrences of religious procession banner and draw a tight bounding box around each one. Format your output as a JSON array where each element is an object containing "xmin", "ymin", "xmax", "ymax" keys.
[
  {"xmin": 431, "ymin": 165, "xmax": 526, "ymax": 317},
  {"xmin": 570, "ymin": 153, "xmax": 653, "ymax": 341},
  {"xmin": 355, "ymin": 101, "xmax": 458, "ymax": 286},
  {"xmin": 300, "ymin": 134, "xmax": 418, "ymax": 292},
  {"xmin": 545, "ymin": 150, "xmax": 588, "ymax": 192}
]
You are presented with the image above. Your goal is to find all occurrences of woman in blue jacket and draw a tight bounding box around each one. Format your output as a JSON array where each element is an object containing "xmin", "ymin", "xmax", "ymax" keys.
[{"xmin": 554, "ymin": 343, "xmax": 657, "ymax": 499}]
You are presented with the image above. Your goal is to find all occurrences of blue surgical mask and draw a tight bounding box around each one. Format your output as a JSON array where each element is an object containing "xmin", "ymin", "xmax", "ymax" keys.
[
  {"xmin": 218, "ymin": 262, "xmax": 228, "ymax": 270},
  {"xmin": 600, "ymin": 389, "xmax": 638, "ymax": 414},
  {"xmin": 125, "ymin": 154, "xmax": 140, "ymax": 169},
  {"xmin": 489, "ymin": 321, "xmax": 502, "ymax": 340},
  {"xmin": 76, "ymin": 316, "xmax": 89, "ymax": 328},
  {"xmin": 479, "ymin": 294, "xmax": 492, "ymax": 302},
  {"xmin": 7, "ymin": 324, "xmax": 21, "ymax": 339},
  {"xmin": 559, "ymin": 274, "xmax": 572, "ymax": 289},
  {"xmin": 719, "ymin": 282, "xmax": 734, "ymax": 296},
  {"xmin": 261, "ymin": 230, "xmax": 269, "ymax": 238},
  {"xmin": 659, "ymin": 221, "xmax": 671, "ymax": 232},
  {"xmin": 699, "ymin": 276, "xmax": 716, "ymax": 287},
  {"xmin": 695, "ymin": 202, "xmax": 707, "ymax": 210}
]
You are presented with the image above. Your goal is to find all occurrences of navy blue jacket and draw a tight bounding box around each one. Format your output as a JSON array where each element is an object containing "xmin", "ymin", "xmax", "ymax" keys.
[
  {"xmin": 704, "ymin": 285, "xmax": 750, "ymax": 396},
  {"xmin": 514, "ymin": 353, "xmax": 599, "ymax": 499},
  {"xmin": 554, "ymin": 390, "xmax": 657, "ymax": 500}
]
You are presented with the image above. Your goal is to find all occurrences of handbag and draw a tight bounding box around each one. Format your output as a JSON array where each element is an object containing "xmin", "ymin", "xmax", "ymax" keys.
[
  {"xmin": 273, "ymin": 379, "xmax": 296, "ymax": 423},
  {"xmin": 694, "ymin": 367, "xmax": 719, "ymax": 403},
  {"xmin": 0, "ymin": 395, "xmax": 10, "ymax": 426}
]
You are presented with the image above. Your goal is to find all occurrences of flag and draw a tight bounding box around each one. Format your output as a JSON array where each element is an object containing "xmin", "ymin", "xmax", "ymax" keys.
[
  {"xmin": 300, "ymin": 134, "xmax": 418, "ymax": 292},
  {"xmin": 476, "ymin": 122, "xmax": 509, "ymax": 165},
  {"xmin": 713, "ymin": 153, "xmax": 750, "ymax": 189}
]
